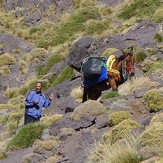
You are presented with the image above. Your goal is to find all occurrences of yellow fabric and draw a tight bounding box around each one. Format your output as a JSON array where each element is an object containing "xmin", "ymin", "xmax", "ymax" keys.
[{"xmin": 106, "ymin": 55, "xmax": 120, "ymax": 78}]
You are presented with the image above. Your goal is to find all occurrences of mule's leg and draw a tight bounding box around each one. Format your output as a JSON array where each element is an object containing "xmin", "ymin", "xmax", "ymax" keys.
[
  {"xmin": 87, "ymin": 88, "xmax": 101, "ymax": 100},
  {"xmin": 109, "ymin": 78, "xmax": 118, "ymax": 91},
  {"xmin": 82, "ymin": 87, "xmax": 88, "ymax": 103}
]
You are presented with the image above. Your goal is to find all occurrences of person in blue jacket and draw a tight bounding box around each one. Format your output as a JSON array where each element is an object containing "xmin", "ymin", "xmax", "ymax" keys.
[{"xmin": 24, "ymin": 81, "xmax": 54, "ymax": 125}]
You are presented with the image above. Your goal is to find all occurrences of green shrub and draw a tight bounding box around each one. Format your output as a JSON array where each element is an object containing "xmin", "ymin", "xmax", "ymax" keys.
[
  {"xmin": 0, "ymin": 53, "xmax": 15, "ymax": 67},
  {"xmin": 87, "ymin": 134, "xmax": 143, "ymax": 163},
  {"xmin": 36, "ymin": 55, "xmax": 63, "ymax": 77},
  {"xmin": 52, "ymin": 66, "xmax": 75, "ymax": 86},
  {"xmin": 143, "ymin": 89, "xmax": 163, "ymax": 112},
  {"xmin": 118, "ymin": 0, "xmax": 161, "ymax": 20},
  {"xmin": 7, "ymin": 123, "xmax": 47, "ymax": 150},
  {"xmin": 152, "ymin": 7, "xmax": 163, "ymax": 23},
  {"xmin": 84, "ymin": 20, "xmax": 107, "ymax": 36},
  {"xmin": 35, "ymin": 7, "xmax": 101, "ymax": 48},
  {"xmin": 102, "ymin": 91, "xmax": 120, "ymax": 99},
  {"xmin": 0, "ymin": 115, "xmax": 8, "ymax": 125},
  {"xmin": 29, "ymin": 27, "xmax": 40, "ymax": 35},
  {"xmin": 154, "ymin": 32, "xmax": 163, "ymax": 42},
  {"xmin": 148, "ymin": 61, "xmax": 163, "ymax": 73},
  {"xmin": 6, "ymin": 120, "xmax": 18, "ymax": 134},
  {"xmin": 134, "ymin": 48, "xmax": 147, "ymax": 62},
  {"xmin": 102, "ymin": 119, "xmax": 140, "ymax": 144},
  {"xmin": 71, "ymin": 100, "xmax": 107, "ymax": 121},
  {"xmin": 139, "ymin": 122, "xmax": 163, "ymax": 146},
  {"xmin": 108, "ymin": 110, "xmax": 132, "ymax": 126}
]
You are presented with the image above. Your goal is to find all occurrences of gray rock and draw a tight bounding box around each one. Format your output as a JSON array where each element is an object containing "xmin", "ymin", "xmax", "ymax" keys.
[{"xmin": 68, "ymin": 37, "xmax": 94, "ymax": 72}]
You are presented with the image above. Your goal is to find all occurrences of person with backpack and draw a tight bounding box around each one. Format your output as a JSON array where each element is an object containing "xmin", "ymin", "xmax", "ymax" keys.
[{"xmin": 24, "ymin": 81, "xmax": 54, "ymax": 125}]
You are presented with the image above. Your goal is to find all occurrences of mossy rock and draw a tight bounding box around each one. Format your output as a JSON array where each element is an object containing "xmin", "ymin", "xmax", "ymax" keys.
[
  {"xmin": 139, "ymin": 122, "xmax": 163, "ymax": 146},
  {"xmin": 7, "ymin": 123, "xmax": 47, "ymax": 150},
  {"xmin": 143, "ymin": 89, "xmax": 163, "ymax": 112},
  {"xmin": 108, "ymin": 110, "xmax": 132, "ymax": 126},
  {"xmin": 71, "ymin": 100, "xmax": 107, "ymax": 121},
  {"xmin": 102, "ymin": 119, "xmax": 140, "ymax": 144}
]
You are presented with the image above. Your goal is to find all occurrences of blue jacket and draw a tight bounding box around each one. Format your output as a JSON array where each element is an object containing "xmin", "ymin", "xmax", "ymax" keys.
[{"xmin": 24, "ymin": 90, "xmax": 51, "ymax": 118}]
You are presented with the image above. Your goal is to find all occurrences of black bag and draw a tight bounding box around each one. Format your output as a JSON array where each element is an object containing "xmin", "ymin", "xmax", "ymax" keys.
[{"xmin": 81, "ymin": 56, "xmax": 104, "ymax": 80}]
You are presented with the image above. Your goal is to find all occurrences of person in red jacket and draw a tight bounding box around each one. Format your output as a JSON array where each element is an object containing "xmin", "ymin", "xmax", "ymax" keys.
[{"xmin": 24, "ymin": 81, "xmax": 54, "ymax": 125}]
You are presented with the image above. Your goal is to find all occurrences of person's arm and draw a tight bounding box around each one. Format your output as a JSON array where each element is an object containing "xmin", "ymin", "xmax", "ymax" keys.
[
  {"xmin": 24, "ymin": 91, "xmax": 36, "ymax": 107},
  {"xmin": 43, "ymin": 93, "xmax": 54, "ymax": 108}
]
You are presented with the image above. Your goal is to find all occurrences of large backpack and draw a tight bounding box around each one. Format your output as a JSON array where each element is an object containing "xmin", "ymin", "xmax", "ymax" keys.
[{"xmin": 81, "ymin": 56, "xmax": 105, "ymax": 80}]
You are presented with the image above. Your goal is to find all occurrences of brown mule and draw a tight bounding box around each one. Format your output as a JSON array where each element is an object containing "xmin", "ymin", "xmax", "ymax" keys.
[{"xmin": 82, "ymin": 47, "xmax": 135, "ymax": 102}]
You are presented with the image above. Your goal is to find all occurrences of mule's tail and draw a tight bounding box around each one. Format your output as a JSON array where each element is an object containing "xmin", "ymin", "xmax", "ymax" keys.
[{"xmin": 82, "ymin": 86, "xmax": 87, "ymax": 103}]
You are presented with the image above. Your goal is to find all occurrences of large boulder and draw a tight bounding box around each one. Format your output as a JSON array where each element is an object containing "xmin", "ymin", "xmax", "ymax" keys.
[{"xmin": 68, "ymin": 37, "xmax": 94, "ymax": 72}]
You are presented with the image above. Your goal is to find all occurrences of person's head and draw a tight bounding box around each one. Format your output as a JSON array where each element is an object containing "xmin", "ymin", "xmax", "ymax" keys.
[{"xmin": 35, "ymin": 82, "xmax": 43, "ymax": 93}]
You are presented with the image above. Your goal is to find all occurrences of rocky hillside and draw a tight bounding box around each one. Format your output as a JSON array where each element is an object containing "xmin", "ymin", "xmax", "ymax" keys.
[{"xmin": 0, "ymin": 0, "xmax": 163, "ymax": 163}]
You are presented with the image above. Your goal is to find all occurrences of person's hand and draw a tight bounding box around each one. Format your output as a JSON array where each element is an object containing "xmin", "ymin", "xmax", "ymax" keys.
[
  {"xmin": 33, "ymin": 100, "xmax": 39, "ymax": 104},
  {"xmin": 49, "ymin": 93, "xmax": 54, "ymax": 100}
]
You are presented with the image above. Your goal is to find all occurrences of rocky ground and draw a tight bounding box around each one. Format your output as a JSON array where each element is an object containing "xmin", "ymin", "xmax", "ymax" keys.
[{"xmin": 0, "ymin": 0, "xmax": 163, "ymax": 163}]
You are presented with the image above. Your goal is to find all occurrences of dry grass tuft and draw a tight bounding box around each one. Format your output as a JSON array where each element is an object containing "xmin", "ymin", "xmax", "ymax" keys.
[
  {"xmin": 70, "ymin": 86, "xmax": 83, "ymax": 103},
  {"xmin": 118, "ymin": 76, "xmax": 158, "ymax": 95},
  {"xmin": 101, "ymin": 48, "xmax": 118, "ymax": 57},
  {"xmin": 41, "ymin": 114, "xmax": 63, "ymax": 126},
  {"xmin": 71, "ymin": 100, "xmax": 107, "ymax": 121},
  {"xmin": 87, "ymin": 133, "xmax": 143, "ymax": 163}
]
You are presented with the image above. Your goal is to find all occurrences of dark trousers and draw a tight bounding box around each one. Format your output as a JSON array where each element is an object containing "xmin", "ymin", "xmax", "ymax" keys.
[{"xmin": 24, "ymin": 114, "xmax": 40, "ymax": 125}]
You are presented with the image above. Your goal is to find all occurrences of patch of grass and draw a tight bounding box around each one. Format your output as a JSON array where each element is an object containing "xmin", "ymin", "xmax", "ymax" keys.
[
  {"xmin": 148, "ymin": 61, "xmax": 163, "ymax": 73},
  {"xmin": 0, "ymin": 104, "xmax": 16, "ymax": 110},
  {"xmin": 7, "ymin": 123, "xmax": 47, "ymax": 150},
  {"xmin": 118, "ymin": 0, "xmax": 161, "ymax": 20},
  {"xmin": 108, "ymin": 110, "xmax": 132, "ymax": 126},
  {"xmin": 84, "ymin": 20, "xmax": 107, "ymax": 36},
  {"xmin": 154, "ymin": 32, "xmax": 163, "ymax": 42},
  {"xmin": 0, "ymin": 115, "xmax": 9, "ymax": 125},
  {"xmin": 102, "ymin": 91, "xmax": 120, "ymax": 99},
  {"xmin": 73, "ymin": 0, "xmax": 96, "ymax": 10},
  {"xmin": 45, "ymin": 156, "xmax": 58, "ymax": 163},
  {"xmin": 152, "ymin": 7, "xmax": 163, "ymax": 23},
  {"xmin": 139, "ymin": 122, "xmax": 163, "ymax": 146},
  {"xmin": 71, "ymin": 100, "xmax": 107, "ymax": 121},
  {"xmin": 70, "ymin": 86, "xmax": 83, "ymax": 103},
  {"xmin": 4, "ymin": 87, "xmax": 20, "ymax": 99},
  {"xmin": 87, "ymin": 133, "xmax": 143, "ymax": 163},
  {"xmin": 33, "ymin": 139, "xmax": 59, "ymax": 154},
  {"xmin": 0, "ymin": 53, "xmax": 15, "ymax": 67},
  {"xmin": 36, "ymin": 55, "xmax": 64, "ymax": 77},
  {"xmin": 118, "ymin": 76, "xmax": 158, "ymax": 96},
  {"xmin": 134, "ymin": 48, "xmax": 147, "ymax": 62},
  {"xmin": 6, "ymin": 120, "xmax": 18, "ymax": 134},
  {"xmin": 29, "ymin": 27, "xmax": 40, "ymax": 35},
  {"xmin": 0, "ymin": 151, "xmax": 7, "ymax": 160},
  {"xmin": 102, "ymin": 119, "xmax": 140, "ymax": 144},
  {"xmin": 35, "ymin": 7, "xmax": 101, "ymax": 48},
  {"xmin": 41, "ymin": 114, "xmax": 63, "ymax": 126},
  {"xmin": 52, "ymin": 66, "xmax": 75, "ymax": 86},
  {"xmin": 143, "ymin": 89, "xmax": 163, "ymax": 112}
]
